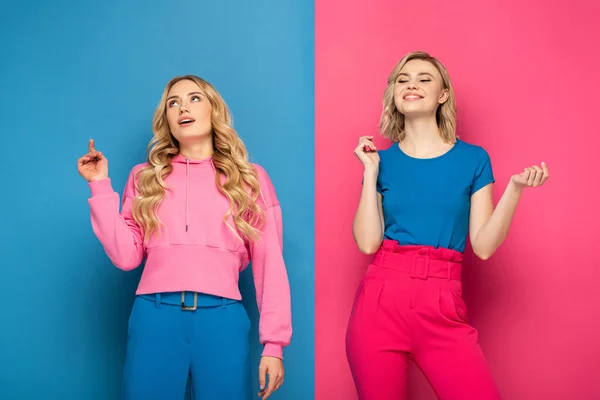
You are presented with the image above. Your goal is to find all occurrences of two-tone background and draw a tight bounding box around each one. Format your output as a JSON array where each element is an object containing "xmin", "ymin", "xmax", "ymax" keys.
[{"xmin": 1, "ymin": 0, "xmax": 599, "ymax": 399}]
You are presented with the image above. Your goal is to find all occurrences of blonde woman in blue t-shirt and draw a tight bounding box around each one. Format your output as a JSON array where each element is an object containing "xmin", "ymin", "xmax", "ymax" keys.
[{"xmin": 346, "ymin": 51, "xmax": 550, "ymax": 400}]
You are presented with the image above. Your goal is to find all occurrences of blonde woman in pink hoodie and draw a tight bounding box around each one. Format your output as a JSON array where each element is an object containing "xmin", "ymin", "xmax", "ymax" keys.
[{"xmin": 77, "ymin": 75, "xmax": 291, "ymax": 400}]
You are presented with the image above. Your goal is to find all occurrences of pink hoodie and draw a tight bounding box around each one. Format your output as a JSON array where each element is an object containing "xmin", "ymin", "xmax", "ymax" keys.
[{"xmin": 87, "ymin": 154, "xmax": 292, "ymax": 359}]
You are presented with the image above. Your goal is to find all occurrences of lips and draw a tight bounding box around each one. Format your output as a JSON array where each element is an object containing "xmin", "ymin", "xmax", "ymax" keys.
[
  {"xmin": 403, "ymin": 93, "xmax": 423, "ymax": 100},
  {"xmin": 178, "ymin": 116, "xmax": 195, "ymax": 125}
]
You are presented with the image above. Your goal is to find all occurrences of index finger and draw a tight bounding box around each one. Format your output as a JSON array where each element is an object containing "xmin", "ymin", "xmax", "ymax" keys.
[
  {"xmin": 88, "ymin": 138, "xmax": 95, "ymax": 153},
  {"xmin": 262, "ymin": 379, "xmax": 277, "ymax": 400}
]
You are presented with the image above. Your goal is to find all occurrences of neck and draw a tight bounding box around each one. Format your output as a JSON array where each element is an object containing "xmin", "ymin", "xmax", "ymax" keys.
[
  {"xmin": 403, "ymin": 116, "xmax": 441, "ymax": 145},
  {"xmin": 400, "ymin": 116, "xmax": 450, "ymax": 157},
  {"xmin": 179, "ymin": 135, "xmax": 214, "ymax": 160}
]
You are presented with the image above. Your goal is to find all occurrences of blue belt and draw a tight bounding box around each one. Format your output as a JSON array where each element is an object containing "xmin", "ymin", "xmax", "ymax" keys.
[{"xmin": 139, "ymin": 291, "xmax": 239, "ymax": 311}]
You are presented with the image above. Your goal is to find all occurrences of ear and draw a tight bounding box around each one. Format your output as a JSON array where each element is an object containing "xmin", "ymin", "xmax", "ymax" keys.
[{"xmin": 439, "ymin": 89, "xmax": 449, "ymax": 104}]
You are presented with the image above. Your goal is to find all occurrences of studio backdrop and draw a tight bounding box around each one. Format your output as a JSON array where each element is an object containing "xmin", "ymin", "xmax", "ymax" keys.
[
  {"xmin": 315, "ymin": 0, "xmax": 600, "ymax": 399},
  {"xmin": 0, "ymin": 1, "xmax": 314, "ymax": 398}
]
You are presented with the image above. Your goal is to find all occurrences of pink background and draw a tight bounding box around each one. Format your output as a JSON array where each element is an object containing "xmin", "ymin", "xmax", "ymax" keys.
[{"xmin": 315, "ymin": 0, "xmax": 600, "ymax": 399}]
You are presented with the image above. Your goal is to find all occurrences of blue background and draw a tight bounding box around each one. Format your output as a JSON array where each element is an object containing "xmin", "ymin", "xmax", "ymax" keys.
[{"xmin": 0, "ymin": 1, "xmax": 314, "ymax": 398}]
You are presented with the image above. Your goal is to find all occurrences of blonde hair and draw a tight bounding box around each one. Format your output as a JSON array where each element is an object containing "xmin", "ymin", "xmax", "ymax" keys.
[
  {"xmin": 132, "ymin": 75, "xmax": 264, "ymax": 242},
  {"xmin": 379, "ymin": 51, "xmax": 457, "ymax": 143}
]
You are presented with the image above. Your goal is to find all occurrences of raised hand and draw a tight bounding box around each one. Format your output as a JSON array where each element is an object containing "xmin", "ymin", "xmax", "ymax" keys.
[
  {"xmin": 77, "ymin": 139, "xmax": 109, "ymax": 182},
  {"xmin": 511, "ymin": 162, "xmax": 549, "ymax": 189},
  {"xmin": 354, "ymin": 136, "xmax": 380, "ymax": 169}
]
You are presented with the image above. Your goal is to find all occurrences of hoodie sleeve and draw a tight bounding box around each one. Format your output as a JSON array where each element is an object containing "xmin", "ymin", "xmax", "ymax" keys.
[
  {"xmin": 248, "ymin": 165, "xmax": 292, "ymax": 359},
  {"xmin": 87, "ymin": 166, "xmax": 146, "ymax": 270}
]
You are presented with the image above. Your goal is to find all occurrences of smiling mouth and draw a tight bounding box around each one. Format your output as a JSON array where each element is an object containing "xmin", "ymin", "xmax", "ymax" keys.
[{"xmin": 403, "ymin": 94, "xmax": 422, "ymax": 100}]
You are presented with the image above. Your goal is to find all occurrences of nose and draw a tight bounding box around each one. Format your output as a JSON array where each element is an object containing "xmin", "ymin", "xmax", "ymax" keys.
[
  {"xmin": 407, "ymin": 80, "xmax": 419, "ymax": 90},
  {"xmin": 179, "ymin": 102, "xmax": 190, "ymax": 114}
]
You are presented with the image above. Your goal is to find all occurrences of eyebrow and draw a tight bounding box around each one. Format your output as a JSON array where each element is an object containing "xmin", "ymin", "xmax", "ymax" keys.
[
  {"xmin": 166, "ymin": 91, "xmax": 204, "ymax": 102},
  {"xmin": 397, "ymin": 72, "xmax": 435, "ymax": 78}
]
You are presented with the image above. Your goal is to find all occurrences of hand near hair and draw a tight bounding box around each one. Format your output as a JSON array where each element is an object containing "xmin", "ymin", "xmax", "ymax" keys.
[
  {"xmin": 510, "ymin": 162, "xmax": 549, "ymax": 189},
  {"xmin": 258, "ymin": 356, "xmax": 284, "ymax": 399},
  {"xmin": 78, "ymin": 139, "xmax": 109, "ymax": 182}
]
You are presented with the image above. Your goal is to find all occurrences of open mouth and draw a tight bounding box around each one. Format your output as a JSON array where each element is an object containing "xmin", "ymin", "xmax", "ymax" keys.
[
  {"xmin": 403, "ymin": 94, "xmax": 423, "ymax": 100},
  {"xmin": 179, "ymin": 118, "xmax": 195, "ymax": 126}
]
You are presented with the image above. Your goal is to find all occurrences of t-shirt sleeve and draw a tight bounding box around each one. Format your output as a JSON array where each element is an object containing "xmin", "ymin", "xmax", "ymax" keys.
[{"xmin": 471, "ymin": 148, "xmax": 495, "ymax": 195}]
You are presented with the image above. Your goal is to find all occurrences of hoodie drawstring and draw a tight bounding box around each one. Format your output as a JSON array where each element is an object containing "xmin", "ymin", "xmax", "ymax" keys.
[{"xmin": 185, "ymin": 158, "xmax": 189, "ymax": 232}]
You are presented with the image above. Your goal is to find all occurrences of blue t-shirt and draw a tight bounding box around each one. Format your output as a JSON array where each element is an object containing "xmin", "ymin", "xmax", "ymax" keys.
[{"xmin": 376, "ymin": 139, "xmax": 494, "ymax": 253}]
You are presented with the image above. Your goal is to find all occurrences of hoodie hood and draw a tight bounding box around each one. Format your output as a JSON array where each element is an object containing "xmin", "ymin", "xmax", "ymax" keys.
[{"xmin": 171, "ymin": 154, "xmax": 213, "ymax": 164}]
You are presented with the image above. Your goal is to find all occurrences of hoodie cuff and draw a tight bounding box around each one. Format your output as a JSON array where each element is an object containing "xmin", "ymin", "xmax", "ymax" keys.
[
  {"xmin": 261, "ymin": 343, "xmax": 283, "ymax": 360},
  {"xmin": 89, "ymin": 178, "xmax": 114, "ymax": 197}
]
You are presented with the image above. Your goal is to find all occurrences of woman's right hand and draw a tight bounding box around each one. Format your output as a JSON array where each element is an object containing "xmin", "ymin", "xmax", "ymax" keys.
[
  {"xmin": 354, "ymin": 136, "xmax": 380, "ymax": 169},
  {"xmin": 78, "ymin": 139, "xmax": 109, "ymax": 182}
]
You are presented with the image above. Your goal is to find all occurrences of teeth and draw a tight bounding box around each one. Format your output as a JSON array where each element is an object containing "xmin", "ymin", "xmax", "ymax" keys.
[{"xmin": 180, "ymin": 119, "xmax": 193, "ymax": 123}]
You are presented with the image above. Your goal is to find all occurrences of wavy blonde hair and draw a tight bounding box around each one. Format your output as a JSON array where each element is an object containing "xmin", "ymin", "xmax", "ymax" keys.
[
  {"xmin": 131, "ymin": 75, "xmax": 264, "ymax": 242},
  {"xmin": 379, "ymin": 51, "xmax": 457, "ymax": 143}
]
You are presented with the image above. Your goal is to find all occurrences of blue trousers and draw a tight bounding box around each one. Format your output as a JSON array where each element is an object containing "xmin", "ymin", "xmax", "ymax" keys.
[{"xmin": 121, "ymin": 291, "xmax": 251, "ymax": 400}]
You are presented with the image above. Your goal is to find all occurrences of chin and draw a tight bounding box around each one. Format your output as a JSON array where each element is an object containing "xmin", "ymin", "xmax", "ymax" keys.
[
  {"xmin": 172, "ymin": 130, "xmax": 212, "ymax": 142},
  {"xmin": 399, "ymin": 105, "xmax": 436, "ymax": 117},
  {"xmin": 399, "ymin": 107, "xmax": 426, "ymax": 116}
]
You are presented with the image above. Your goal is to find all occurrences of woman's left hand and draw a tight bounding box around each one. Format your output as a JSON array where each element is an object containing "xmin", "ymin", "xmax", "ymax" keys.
[
  {"xmin": 511, "ymin": 162, "xmax": 550, "ymax": 189},
  {"xmin": 258, "ymin": 356, "xmax": 284, "ymax": 399}
]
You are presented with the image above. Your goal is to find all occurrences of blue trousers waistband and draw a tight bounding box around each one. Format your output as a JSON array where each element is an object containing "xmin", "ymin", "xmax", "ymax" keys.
[{"xmin": 139, "ymin": 291, "xmax": 240, "ymax": 309}]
